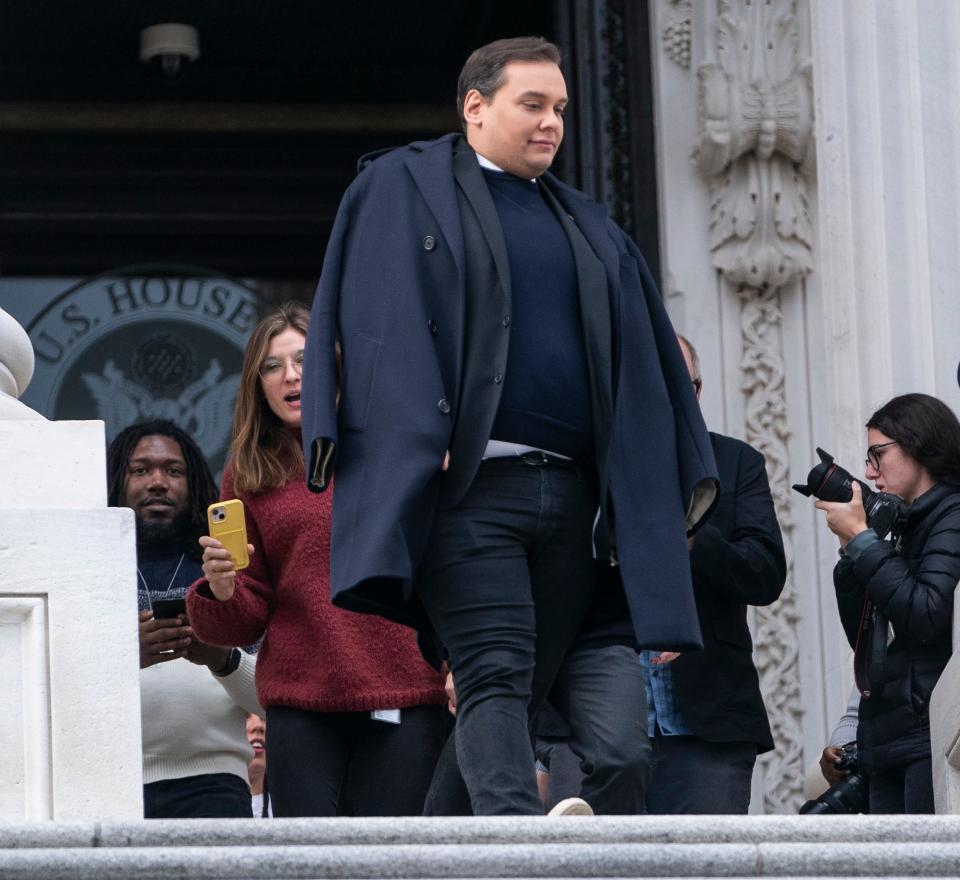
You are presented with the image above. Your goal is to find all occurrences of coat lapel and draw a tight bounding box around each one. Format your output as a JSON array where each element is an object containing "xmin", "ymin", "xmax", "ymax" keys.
[
  {"xmin": 542, "ymin": 172, "xmax": 620, "ymax": 283},
  {"xmin": 403, "ymin": 137, "xmax": 465, "ymax": 280},
  {"xmin": 452, "ymin": 144, "xmax": 512, "ymax": 305},
  {"xmin": 539, "ymin": 180, "xmax": 614, "ymax": 450}
]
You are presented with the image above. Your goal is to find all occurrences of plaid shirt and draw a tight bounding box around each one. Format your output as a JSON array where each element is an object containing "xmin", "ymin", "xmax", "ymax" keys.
[{"xmin": 639, "ymin": 651, "xmax": 693, "ymax": 737}]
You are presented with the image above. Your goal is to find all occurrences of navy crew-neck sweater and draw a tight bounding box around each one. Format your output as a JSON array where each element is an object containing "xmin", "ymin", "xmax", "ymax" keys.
[{"xmin": 482, "ymin": 168, "xmax": 593, "ymax": 464}]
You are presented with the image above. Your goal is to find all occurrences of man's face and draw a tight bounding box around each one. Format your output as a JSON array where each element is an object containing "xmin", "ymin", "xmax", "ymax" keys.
[
  {"xmin": 678, "ymin": 339, "xmax": 702, "ymax": 401},
  {"xmin": 463, "ymin": 60, "xmax": 567, "ymax": 179},
  {"xmin": 123, "ymin": 435, "xmax": 190, "ymax": 539}
]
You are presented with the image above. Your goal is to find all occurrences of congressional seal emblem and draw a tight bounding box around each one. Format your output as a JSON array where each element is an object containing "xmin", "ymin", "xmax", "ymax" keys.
[{"xmin": 24, "ymin": 265, "xmax": 265, "ymax": 477}]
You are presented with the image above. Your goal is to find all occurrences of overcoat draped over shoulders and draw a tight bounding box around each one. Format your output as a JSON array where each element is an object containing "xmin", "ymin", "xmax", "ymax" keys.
[{"xmin": 302, "ymin": 134, "xmax": 718, "ymax": 650}]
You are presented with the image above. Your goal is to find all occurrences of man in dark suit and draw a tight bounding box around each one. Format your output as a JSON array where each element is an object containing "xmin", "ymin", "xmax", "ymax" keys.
[
  {"xmin": 301, "ymin": 37, "xmax": 718, "ymax": 815},
  {"xmin": 641, "ymin": 335, "xmax": 786, "ymax": 813}
]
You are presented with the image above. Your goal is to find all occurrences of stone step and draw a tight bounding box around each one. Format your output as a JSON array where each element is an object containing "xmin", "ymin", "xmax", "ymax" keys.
[{"xmin": 1, "ymin": 816, "xmax": 958, "ymax": 879}]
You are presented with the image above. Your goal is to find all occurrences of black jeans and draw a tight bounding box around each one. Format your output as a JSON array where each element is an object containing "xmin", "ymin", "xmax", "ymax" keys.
[
  {"xmin": 644, "ymin": 734, "xmax": 757, "ymax": 814},
  {"xmin": 265, "ymin": 704, "xmax": 448, "ymax": 817},
  {"xmin": 416, "ymin": 457, "xmax": 599, "ymax": 815},
  {"xmin": 143, "ymin": 772, "xmax": 252, "ymax": 819},
  {"xmin": 868, "ymin": 757, "xmax": 935, "ymax": 813}
]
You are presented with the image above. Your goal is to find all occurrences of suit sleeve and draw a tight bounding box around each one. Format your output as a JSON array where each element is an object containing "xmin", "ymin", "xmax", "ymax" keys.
[
  {"xmin": 301, "ymin": 183, "xmax": 357, "ymax": 491},
  {"xmin": 690, "ymin": 443, "xmax": 786, "ymax": 606},
  {"xmin": 186, "ymin": 466, "xmax": 274, "ymax": 648}
]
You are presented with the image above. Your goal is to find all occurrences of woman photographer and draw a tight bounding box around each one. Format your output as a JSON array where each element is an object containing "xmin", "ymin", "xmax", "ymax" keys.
[
  {"xmin": 816, "ymin": 393, "xmax": 960, "ymax": 813},
  {"xmin": 186, "ymin": 302, "xmax": 447, "ymax": 817}
]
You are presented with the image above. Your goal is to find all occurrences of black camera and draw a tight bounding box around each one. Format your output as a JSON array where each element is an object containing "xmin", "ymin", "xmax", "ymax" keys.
[
  {"xmin": 793, "ymin": 448, "xmax": 906, "ymax": 539},
  {"xmin": 799, "ymin": 742, "xmax": 868, "ymax": 814}
]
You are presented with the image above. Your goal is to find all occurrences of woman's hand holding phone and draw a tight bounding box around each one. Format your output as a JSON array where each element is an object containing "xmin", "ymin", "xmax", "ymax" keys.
[{"xmin": 199, "ymin": 535, "xmax": 255, "ymax": 601}]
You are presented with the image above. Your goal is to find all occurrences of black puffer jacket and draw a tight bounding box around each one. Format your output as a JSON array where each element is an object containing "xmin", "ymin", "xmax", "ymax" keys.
[{"xmin": 834, "ymin": 483, "xmax": 960, "ymax": 773}]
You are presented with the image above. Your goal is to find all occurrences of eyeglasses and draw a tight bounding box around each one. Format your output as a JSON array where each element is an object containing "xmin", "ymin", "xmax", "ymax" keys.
[
  {"xmin": 865, "ymin": 440, "xmax": 898, "ymax": 470},
  {"xmin": 258, "ymin": 350, "xmax": 304, "ymax": 384}
]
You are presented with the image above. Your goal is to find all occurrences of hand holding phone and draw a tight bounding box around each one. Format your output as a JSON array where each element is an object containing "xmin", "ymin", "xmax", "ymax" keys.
[
  {"xmin": 207, "ymin": 500, "xmax": 250, "ymax": 570},
  {"xmin": 201, "ymin": 500, "xmax": 252, "ymax": 601},
  {"xmin": 138, "ymin": 609, "xmax": 190, "ymax": 669}
]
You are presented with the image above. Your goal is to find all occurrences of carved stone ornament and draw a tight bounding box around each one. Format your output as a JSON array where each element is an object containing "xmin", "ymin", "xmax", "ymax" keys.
[
  {"xmin": 694, "ymin": 0, "xmax": 815, "ymax": 289},
  {"xmin": 694, "ymin": 0, "xmax": 814, "ymax": 813},
  {"xmin": 738, "ymin": 283, "xmax": 804, "ymax": 814},
  {"xmin": 662, "ymin": 1, "xmax": 692, "ymax": 69}
]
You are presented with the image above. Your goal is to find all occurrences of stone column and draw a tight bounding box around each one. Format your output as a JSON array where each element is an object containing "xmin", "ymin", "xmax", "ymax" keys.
[
  {"xmin": 810, "ymin": 0, "xmax": 960, "ymax": 452},
  {"xmin": 652, "ymin": 0, "xmax": 831, "ymax": 814},
  {"xmin": 0, "ymin": 307, "xmax": 142, "ymax": 820},
  {"xmin": 810, "ymin": 0, "xmax": 960, "ymax": 812},
  {"xmin": 652, "ymin": 0, "xmax": 960, "ymax": 813}
]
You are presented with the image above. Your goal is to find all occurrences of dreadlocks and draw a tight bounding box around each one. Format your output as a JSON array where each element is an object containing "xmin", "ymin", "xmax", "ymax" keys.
[{"xmin": 107, "ymin": 419, "xmax": 218, "ymax": 560}]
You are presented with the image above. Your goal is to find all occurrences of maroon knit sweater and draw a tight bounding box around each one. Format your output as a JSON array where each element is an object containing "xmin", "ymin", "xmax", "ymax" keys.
[{"xmin": 187, "ymin": 463, "xmax": 446, "ymax": 713}]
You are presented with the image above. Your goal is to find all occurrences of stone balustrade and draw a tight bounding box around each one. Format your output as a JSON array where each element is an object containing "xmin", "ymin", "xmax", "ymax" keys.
[
  {"xmin": 0, "ymin": 308, "xmax": 142, "ymax": 821},
  {"xmin": 930, "ymin": 581, "xmax": 960, "ymax": 812}
]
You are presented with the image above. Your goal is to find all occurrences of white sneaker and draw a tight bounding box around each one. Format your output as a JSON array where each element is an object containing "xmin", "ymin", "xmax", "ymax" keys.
[{"xmin": 547, "ymin": 797, "xmax": 593, "ymax": 816}]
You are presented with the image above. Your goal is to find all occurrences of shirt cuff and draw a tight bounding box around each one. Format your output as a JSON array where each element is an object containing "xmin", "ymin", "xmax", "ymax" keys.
[{"xmin": 844, "ymin": 529, "xmax": 880, "ymax": 562}]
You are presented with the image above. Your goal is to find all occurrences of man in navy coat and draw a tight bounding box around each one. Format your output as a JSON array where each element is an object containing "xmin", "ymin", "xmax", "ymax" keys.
[{"xmin": 302, "ymin": 36, "xmax": 718, "ymax": 815}]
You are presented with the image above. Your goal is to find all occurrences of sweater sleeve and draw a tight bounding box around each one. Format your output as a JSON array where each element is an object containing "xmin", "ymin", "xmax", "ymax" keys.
[
  {"xmin": 187, "ymin": 465, "xmax": 275, "ymax": 648},
  {"xmin": 828, "ymin": 685, "xmax": 861, "ymax": 747},
  {"xmin": 211, "ymin": 649, "xmax": 264, "ymax": 717}
]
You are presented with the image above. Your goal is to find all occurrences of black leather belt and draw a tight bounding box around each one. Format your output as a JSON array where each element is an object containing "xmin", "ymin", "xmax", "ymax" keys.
[{"xmin": 518, "ymin": 450, "xmax": 578, "ymax": 469}]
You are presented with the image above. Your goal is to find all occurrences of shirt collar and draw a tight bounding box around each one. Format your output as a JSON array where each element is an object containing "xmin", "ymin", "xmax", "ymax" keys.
[{"xmin": 475, "ymin": 151, "xmax": 537, "ymax": 184}]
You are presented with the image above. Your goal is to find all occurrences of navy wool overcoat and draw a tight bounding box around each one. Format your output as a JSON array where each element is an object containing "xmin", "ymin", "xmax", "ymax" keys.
[{"xmin": 302, "ymin": 134, "xmax": 719, "ymax": 651}]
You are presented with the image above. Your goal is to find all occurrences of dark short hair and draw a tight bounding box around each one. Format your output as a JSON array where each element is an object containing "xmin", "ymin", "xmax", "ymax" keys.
[
  {"xmin": 456, "ymin": 36, "xmax": 561, "ymax": 126},
  {"xmin": 107, "ymin": 419, "xmax": 218, "ymax": 559},
  {"xmin": 867, "ymin": 393, "xmax": 960, "ymax": 488}
]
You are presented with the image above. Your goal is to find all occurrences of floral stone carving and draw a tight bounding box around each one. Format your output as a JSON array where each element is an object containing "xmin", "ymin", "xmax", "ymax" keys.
[{"xmin": 694, "ymin": 0, "xmax": 814, "ymax": 813}]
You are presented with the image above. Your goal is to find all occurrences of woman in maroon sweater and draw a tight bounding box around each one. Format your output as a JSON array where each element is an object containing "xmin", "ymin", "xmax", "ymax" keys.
[{"xmin": 187, "ymin": 302, "xmax": 448, "ymax": 817}]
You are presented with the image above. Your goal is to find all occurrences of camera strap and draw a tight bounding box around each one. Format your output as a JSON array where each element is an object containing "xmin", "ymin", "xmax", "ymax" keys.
[{"xmin": 853, "ymin": 595, "xmax": 887, "ymax": 700}]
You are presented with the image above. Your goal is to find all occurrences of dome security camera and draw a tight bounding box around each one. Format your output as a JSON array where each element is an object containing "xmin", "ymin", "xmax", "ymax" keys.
[{"xmin": 139, "ymin": 23, "xmax": 200, "ymax": 83}]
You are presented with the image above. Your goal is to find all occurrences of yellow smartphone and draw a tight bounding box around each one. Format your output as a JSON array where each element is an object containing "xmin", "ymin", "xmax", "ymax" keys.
[{"xmin": 207, "ymin": 499, "xmax": 250, "ymax": 570}]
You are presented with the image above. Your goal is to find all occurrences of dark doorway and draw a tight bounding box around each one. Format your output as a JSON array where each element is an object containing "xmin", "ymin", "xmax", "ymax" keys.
[
  {"xmin": 0, "ymin": 1, "xmax": 659, "ymax": 291},
  {"xmin": 0, "ymin": 2, "xmax": 555, "ymax": 283}
]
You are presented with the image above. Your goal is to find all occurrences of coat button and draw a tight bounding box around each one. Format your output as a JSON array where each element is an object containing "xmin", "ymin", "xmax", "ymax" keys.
[
  {"xmin": 502, "ymin": 315, "xmax": 511, "ymax": 327},
  {"xmin": 427, "ymin": 319, "xmax": 438, "ymax": 334},
  {"xmin": 494, "ymin": 373, "xmax": 503, "ymax": 384},
  {"xmin": 423, "ymin": 235, "xmax": 436, "ymax": 251},
  {"xmin": 437, "ymin": 398, "xmax": 451, "ymax": 414}
]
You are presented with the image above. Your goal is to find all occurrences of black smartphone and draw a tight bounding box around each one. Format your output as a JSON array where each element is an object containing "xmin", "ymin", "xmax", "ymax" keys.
[{"xmin": 151, "ymin": 598, "xmax": 186, "ymax": 619}]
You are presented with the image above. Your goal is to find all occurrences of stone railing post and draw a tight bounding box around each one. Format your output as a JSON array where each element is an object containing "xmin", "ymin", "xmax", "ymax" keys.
[
  {"xmin": 930, "ymin": 580, "xmax": 960, "ymax": 813},
  {"xmin": 0, "ymin": 306, "xmax": 142, "ymax": 820}
]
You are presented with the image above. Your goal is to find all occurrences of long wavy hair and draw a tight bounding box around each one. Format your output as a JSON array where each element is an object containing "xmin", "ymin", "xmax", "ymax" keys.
[
  {"xmin": 867, "ymin": 393, "xmax": 960, "ymax": 488},
  {"xmin": 231, "ymin": 301, "xmax": 310, "ymax": 494}
]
